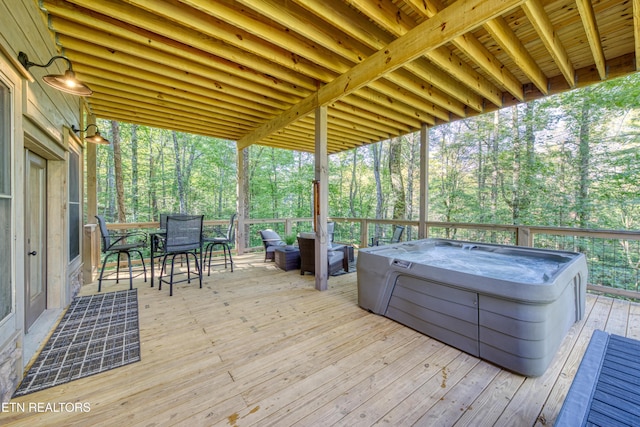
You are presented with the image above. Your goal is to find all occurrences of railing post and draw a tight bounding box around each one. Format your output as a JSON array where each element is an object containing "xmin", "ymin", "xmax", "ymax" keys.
[
  {"xmin": 361, "ymin": 219, "xmax": 369, "ymax": 248},
  {"xmin": 517, "ymin": 226, "xmax": 532, "ymax": 247},
  {"xmin": 284, "ymin": 219, "xmax": 293, "ymax": 237}
]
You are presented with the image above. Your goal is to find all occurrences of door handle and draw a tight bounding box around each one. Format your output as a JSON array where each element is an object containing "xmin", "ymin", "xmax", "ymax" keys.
[{"xmin": 28, "ymin": 251, "xmax": 37, "ymax": 256}]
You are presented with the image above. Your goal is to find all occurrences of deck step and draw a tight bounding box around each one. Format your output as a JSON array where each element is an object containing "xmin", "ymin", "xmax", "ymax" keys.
[{"xmin": 557, "ymin": 330, "xmax": 640, "ymax": 426}]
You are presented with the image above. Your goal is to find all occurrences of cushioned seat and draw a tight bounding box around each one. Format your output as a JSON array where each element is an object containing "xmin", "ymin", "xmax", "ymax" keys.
[
  {"xmin": 259, "ymin": 229, "xmax": 286, "ymax": 261},
  {"xmin": 297, "ymin": 235, "xmax": 346, "ymax": 276}
]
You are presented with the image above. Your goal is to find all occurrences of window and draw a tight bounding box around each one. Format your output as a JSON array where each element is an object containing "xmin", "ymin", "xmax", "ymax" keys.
[
  {"xmin": 0, "ymin": 79, "xmax": 12, "ymax": 321},
  {"xmin": 68, "ymin": 146, "xmax": 81, "ymax": 261}
]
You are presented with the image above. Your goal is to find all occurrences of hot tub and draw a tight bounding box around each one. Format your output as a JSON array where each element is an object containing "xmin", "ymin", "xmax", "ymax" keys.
[{"xmin": 357, "ymin": 238, "xmax": 588, "ymax": 376}]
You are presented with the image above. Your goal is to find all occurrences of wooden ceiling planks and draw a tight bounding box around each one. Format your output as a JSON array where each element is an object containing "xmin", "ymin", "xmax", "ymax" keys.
[{"xmin": 36, "ymin": 0, "xmax": 639, "ymax": 153}]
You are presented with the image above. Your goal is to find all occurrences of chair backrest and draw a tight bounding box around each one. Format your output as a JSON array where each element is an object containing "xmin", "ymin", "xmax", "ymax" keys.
[
  {"xmin": 297, "ymin": 236, "xmax": 315, "ymax": 272},
  {"xmin": 159, "ymin": 213, "xmax": 181, "ymax": 229},
  {"xmin": 165, "ymin": 215, "xmax": 203, "ymax": 252},
  {"xmin": 95, "ymin": 215, "xmax": 111, "ymax": 251},
  {"xmin": 226, "ymin": 213, "xmax": 237, "ymax": 241},
  {"xmin": 159, "ymin": 214, "xmax": 168, "ymax": 229},
  {"xmin": 391, "ymin": 225, "xmax": 405, "ymax": 243},
  {"xmin": 297, "ymin": 235, "xmax": 314, "ymax": 252},
  {"xmin": 327, "ymin": 221, "xmax": 335, "ymax": 243},
  {"xmin": 260, "ymin": 229, "xmax": 283, "ymax": 248}
]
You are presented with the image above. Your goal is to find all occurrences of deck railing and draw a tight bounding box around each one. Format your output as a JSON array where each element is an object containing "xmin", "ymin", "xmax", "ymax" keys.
[{"xmin": 87, "ymin": 217, "xmax": 640, "ymax": 300}]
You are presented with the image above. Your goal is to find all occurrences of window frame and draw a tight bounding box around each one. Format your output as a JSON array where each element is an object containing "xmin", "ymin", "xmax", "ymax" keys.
[
  {"xmin": 68, "ymin": 138, "xmax": 83, "ymax": 264},
  {"xmin": 0, "ymin": 67, "xmax": 15, "ymax": 328}
]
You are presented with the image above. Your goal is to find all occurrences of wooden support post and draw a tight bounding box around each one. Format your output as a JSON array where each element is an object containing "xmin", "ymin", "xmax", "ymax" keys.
[
  {"xmin": 236, "ymin": 147, "xmax": 246, "ymax": 255},
  {"xmin": 315, "ymin": 106, "xmax": 328, "ymax": 291}
]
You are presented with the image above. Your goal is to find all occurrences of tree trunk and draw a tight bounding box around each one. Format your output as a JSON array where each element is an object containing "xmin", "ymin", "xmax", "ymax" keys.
[
  {"xmin": 149, "ymin": 135, "xmax": 158, "ymax": 221},
  {"xmin": 389, "ymin": 136, "xmax": 406, "ymax": 220},
  {"xmin": 131, "ymin": 124, "xmax": 139, "ymax": 221},
  {"xmin": 111, "ymin": 120, "xmax": 126, "ymax": 222},
  {"xmin": 171, "ymin": 131, "xmax": 196, "ymax": 214},
  {"xmin": 371, "ymin": 142, "xmax": 383, "ymax": 237},
  {"xmin": 349, "ymin": 148, "xmax": 358, "ymax": 238},
  {"xmin": 490, "ymin": 111, "xmax": 499, "ymax": 220},
  {"xmin": 577, "ymin": 95, "xmax": 592, "ymax": 228},
  {"xmin": 242, "ymin": 147, "xmax": 251, "ymax": 249}
]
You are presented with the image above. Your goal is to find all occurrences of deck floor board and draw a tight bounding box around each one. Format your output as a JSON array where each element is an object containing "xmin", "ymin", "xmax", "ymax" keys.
[{"xmin": 2, "ymin": 253, "xmax": 639, "ymax": 426}]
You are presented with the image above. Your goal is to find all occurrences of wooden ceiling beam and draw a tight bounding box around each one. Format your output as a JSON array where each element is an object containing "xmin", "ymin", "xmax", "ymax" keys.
[
  {"xmin": 52, "ymin": 0, "xmax": 436, "ymax": 134},
  {"xmin": 231, "ymin": 0, "xmax": 468, "ymax": 116},
  {"xmin": 92, "ymin": 88, "xmax": 387, "ymax": 148},
  {"xmin": 575, "ymin": 0, "xmax": 606, "ymax": 80},
  {"xmin": 41, "ymin": 0, "xmax": 314, "ymax": 96},
  {"xmin": 89, "ymin": 97, "xmax": 250, "ymax": 137},
  {"xmin": 349, "ymin": 89, "xmax": 435, "ymax": 126},
  {"xmin": 36, "ymin": 0, "xmax": 634, "ymax": 154},
  {"xmin": 85, "ymin": 71, "xmax": 411, "ymax": 143},
  {"xmin": 61, "ymin": 42, "xmax": 288, "ymax": 114},
  {"xmin": 348, "ymin": 0, "xmax": 503, "ymax": 108},
  {"xmin": 74, "ymin": 64, "xmax": 268, "ymax": 123},
  {"xmin": 53, "ymin": 0, "xmax": 327, "ymax": 87},
  {"xmin": 73, "ymin": 44, "xmax": 427, "ymax": 135},
  {"xmin": 238, "ymin": 0, "xmax": 526, "ymax": 149},
  {"xmin": 404, "ymin": 0, "xmax": 524, "ymax": 101},
  {"xmin": 633, "ymin": 0, "xmax": 640, "ymax": 71},
  {"xmin": 522, "ymin": 0, "xmax": 576, "ymax": 88},
  {"xmin": 110, "ymin": 0, "xmax": 334, "ymax": 82},
  {"xmin": 254, "ymin": 116, "xmax": 375, "ymax": 151},
  {"xmin": 330, "ymin": 101, "xmax": 416, "ymax": 135},
  {"xmin": 259, "ymin": 132, "xmax": 366, "ymax": 154},
  {"xmin": 173, "ymin": 0, "xmax": 453, "ymax": 121},
  {"xmin": 91, "ymin": 104, "xmax": 241, "ymax": 140},
  {"xmin": 483, "ymin": 16, "xmax": 549, "ymax": 95},
  {"xmin": 53, "ymin": 34, "xmax": 292, "ymax": 110},
  {"xmin": 291, "ymin": 0, "xmax": 485, "ymax": 112},
  {"xmin": 87, "ymin": 86, "xmax": 256, "ymax": 132},
  {"xmin": 52, "ymin": 26, "xmax": 296, "ymax": 109}
]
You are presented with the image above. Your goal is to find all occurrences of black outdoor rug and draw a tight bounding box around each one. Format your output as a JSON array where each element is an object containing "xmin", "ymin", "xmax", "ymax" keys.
[
  {"xmin": 14, "ymin": 289, "xmax": 140, "ymax": 397},
  {"xmin": 331, "ymin": 258, "xmax": 357, "ymax": 276}
]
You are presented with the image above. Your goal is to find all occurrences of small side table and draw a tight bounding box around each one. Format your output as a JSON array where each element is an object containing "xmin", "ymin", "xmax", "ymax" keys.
[{"xmin": 274, "ymin": 247, "xmax": 301, "ymax": 271}]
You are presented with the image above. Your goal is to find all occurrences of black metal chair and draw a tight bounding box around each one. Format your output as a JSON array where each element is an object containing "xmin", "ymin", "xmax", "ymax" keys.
[
  {"xmin": 371, "ymin": 225, "xmax": 405, "ymax": 246},
  {"xmin": 259, "ymin": 229, "xmax": 286, "ymax": 261},
  {"xmin": 158, "ymin": 215, "xmax": 204, "ymax": 296},
  {"xmin": 203, "ymin": 213, "xmax": 236, "ymax": 275},
  {"xmin": 152, "ymin": 213, "xmax": 183, "ymax": 270},
  {"xmin": 95, "ymin": 215, "xmax": 147, "ymax": 292}
]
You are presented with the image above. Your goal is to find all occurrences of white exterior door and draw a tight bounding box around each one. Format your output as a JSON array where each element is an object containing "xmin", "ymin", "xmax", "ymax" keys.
[{"xmin": 25, "ymin": 151, "xmax": 47, "ymax": 331}]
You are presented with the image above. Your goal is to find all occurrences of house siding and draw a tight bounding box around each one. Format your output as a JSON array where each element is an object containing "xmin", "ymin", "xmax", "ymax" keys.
[{"xmin": 0, "ymin": 0, "xmax": 84, "ymax": 402}]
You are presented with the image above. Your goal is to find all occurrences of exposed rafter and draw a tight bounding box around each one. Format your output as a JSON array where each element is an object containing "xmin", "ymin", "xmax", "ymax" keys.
[
  {"xmin": 522, "ymin": 0, "xmax": 575, "ymax": 88},
  {"xmin": 34, "ymin": 0, "xmax": 637, "ymax": 153},
  {"xmin": 575, "ymin": 0, "xmax": 606, "ymax": 80},
  {"xmin": 238, "ymin": 0, "xmax": 526, "ymax": 148}
]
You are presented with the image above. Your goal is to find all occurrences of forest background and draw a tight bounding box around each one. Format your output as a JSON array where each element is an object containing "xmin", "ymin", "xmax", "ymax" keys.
[{"xmin": 93, "ymin": 73, "xmax": 640, "ymax": 247}]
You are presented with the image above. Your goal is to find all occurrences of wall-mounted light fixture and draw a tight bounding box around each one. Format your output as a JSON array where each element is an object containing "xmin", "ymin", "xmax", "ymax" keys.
[
  {"xmin": 18, "ymin": 51, "xmax": 92, "ymax": 96},
  {"xmin": 72, "ymin": 124, "xmax": 110, "ymax": 145}
]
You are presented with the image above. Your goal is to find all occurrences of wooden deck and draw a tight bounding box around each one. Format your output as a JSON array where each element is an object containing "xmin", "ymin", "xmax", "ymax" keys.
[{"xmin": 3, "ymin": 253, "xmax": 640, "ymax": 426}]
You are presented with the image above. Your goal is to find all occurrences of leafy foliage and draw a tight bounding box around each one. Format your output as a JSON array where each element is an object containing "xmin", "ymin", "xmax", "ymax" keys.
[{"xmin": 93, "ymin": 74, "xmax": 640, "ymax": 234}]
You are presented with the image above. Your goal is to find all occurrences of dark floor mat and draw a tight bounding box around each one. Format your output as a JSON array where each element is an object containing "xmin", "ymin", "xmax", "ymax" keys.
[
  {"xmin": 331, "ymin": 259, "xmax": 357, "ymax": 276},
  {"xmin": 13, "ymin": 289, "xmax": 140, "ymax": 397}
]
